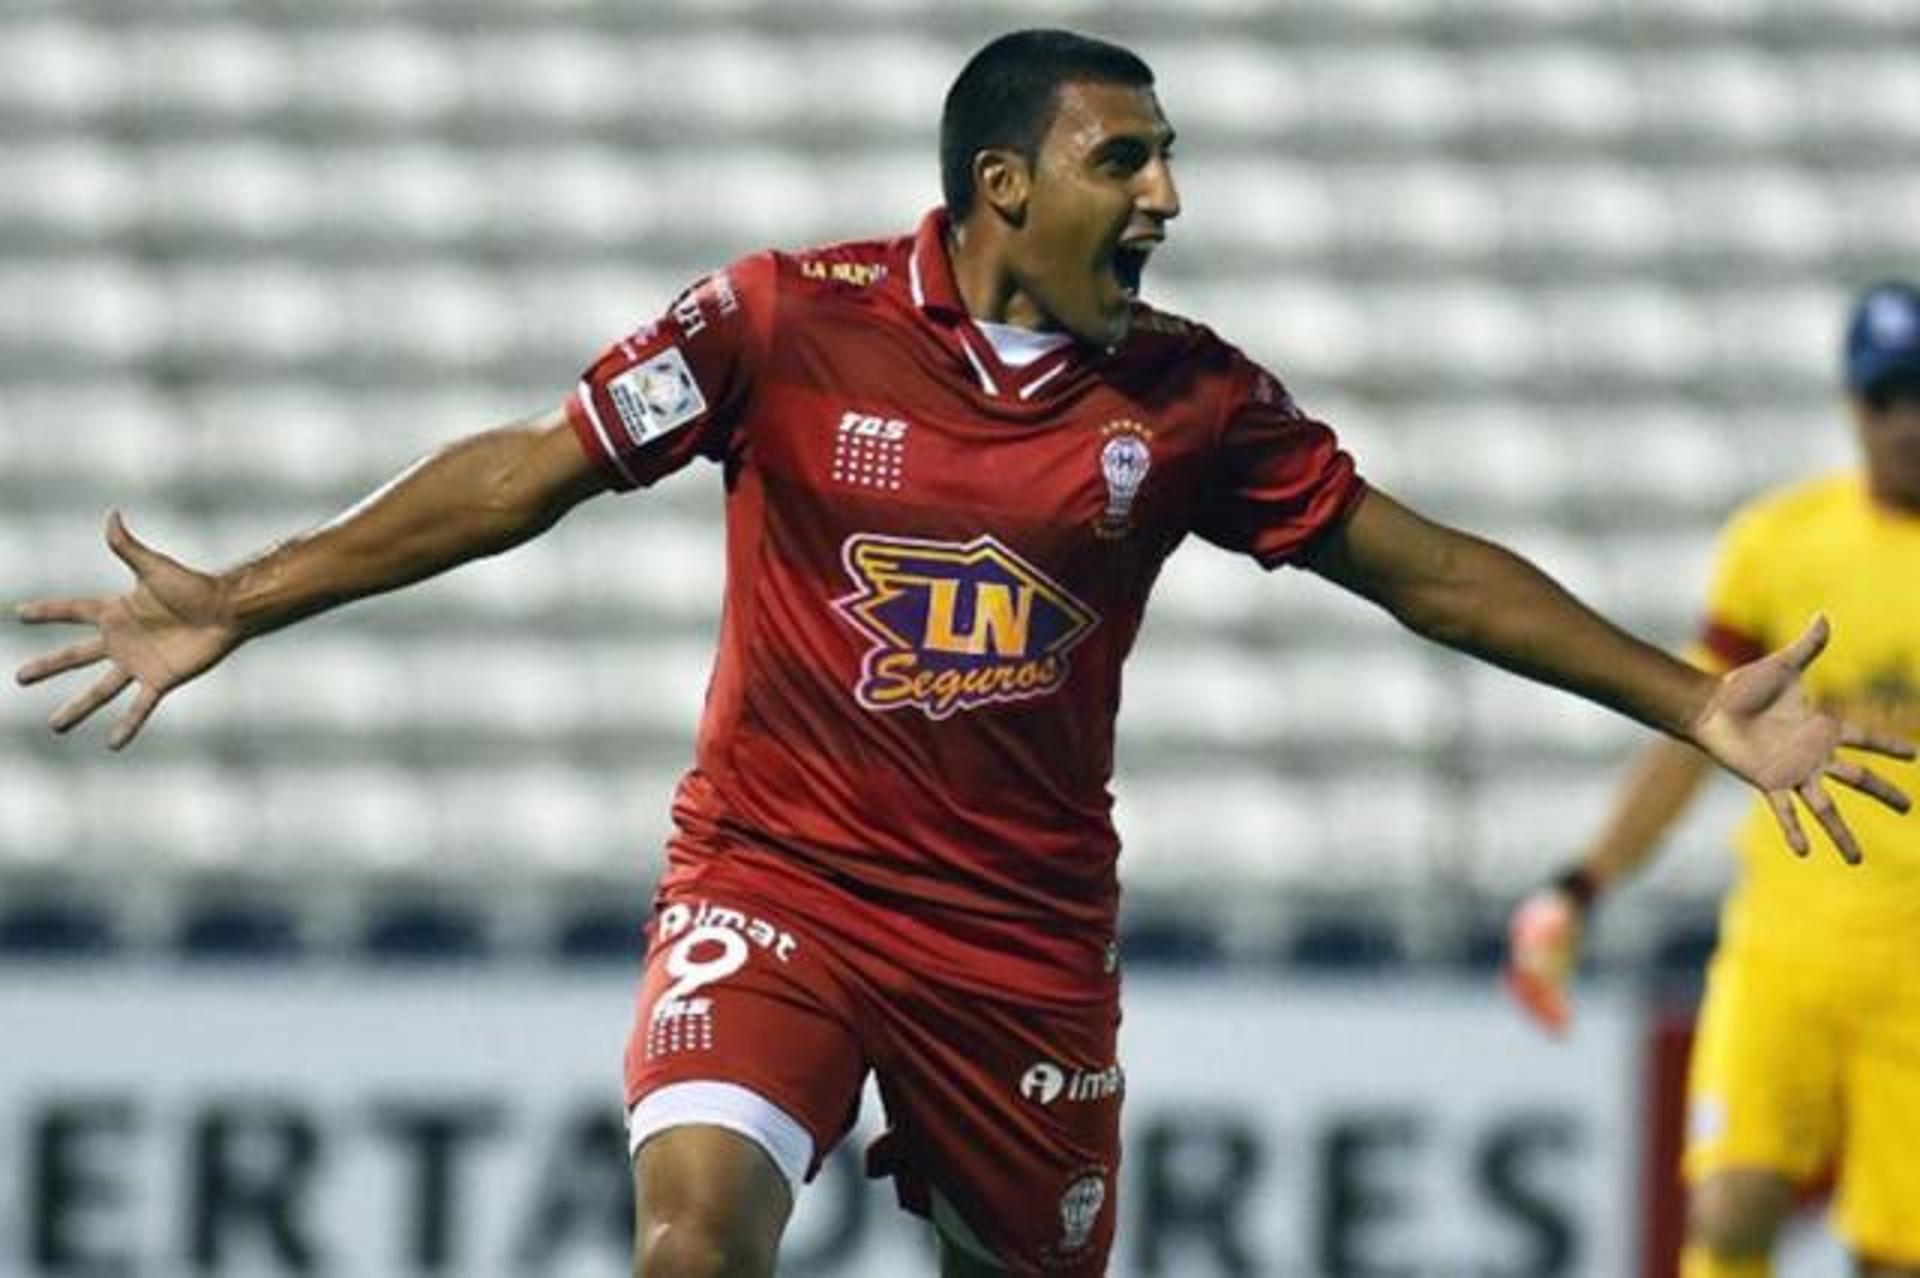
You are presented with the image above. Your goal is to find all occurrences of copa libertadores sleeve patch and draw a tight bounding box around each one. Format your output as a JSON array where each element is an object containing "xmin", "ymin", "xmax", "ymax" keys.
[{"xmin": 607, "ymin": 346, "xmax": 708, "ymax": 446}]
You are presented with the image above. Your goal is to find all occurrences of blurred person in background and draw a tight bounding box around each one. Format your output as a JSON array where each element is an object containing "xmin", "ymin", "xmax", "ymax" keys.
[
  {"xmin": 1506, "ymin": 281, "xmax": 1920, "ymax": 1278},
  {"xmin": 16, "ymin": 29, "xmax": 1914, "ymax": 1278}
]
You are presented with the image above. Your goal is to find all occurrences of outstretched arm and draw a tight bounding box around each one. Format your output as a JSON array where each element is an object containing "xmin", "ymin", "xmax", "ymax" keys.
[
  {"xmin": 1305, "ymin": 488, "xmax": 1913, "ymax": 861},
  {"xmin": 15, "ymin": 405, "xmax": 605, "ymax": 748}
]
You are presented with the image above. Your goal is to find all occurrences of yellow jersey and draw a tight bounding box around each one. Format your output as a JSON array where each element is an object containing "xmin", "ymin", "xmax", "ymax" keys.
[{"xmin": 1692, "ymin": 472, "xmax": 1920, "ymax": 958}]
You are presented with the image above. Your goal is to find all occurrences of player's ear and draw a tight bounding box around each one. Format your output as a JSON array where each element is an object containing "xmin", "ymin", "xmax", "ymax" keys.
[{"xmin": 975, "ymin": 148, "xmax": 1030, "ymax": 228}]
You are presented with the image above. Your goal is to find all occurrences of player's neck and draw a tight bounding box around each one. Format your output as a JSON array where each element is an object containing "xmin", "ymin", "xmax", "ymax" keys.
[{"xmin": 946, "ymin": 223, "xmax": 1060, "ymax": 336}]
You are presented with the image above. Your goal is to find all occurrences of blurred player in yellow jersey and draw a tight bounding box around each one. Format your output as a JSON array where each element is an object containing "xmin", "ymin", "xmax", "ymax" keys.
[{"xmin": 1506, "ymin": 280, "xmax": 1920, "ymax": 1278}]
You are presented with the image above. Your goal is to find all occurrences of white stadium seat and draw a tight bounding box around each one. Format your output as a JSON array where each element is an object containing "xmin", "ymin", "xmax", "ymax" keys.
[
  {"xmin": 0, "ymin": 261, "xmax": 167, "ymax": 361},
  {"xmin": 288, "ymin": 26, "xmax": 462, "ymax": 124},
  {"xmin": 178, "ymin": 382, "xmax": 365, "ymax": 493},
  {"xmin": 231, "ymin": 636, "xmax": 419, "ymax": 736},
  {"xmin": 1636, "ymin": 49, "xmax": 1801, "ymax": 147},
  {"xmin": 1830, "ymin": 174, "xmax": 1920, "ymax": 254},
  {"xmin": 1667, "ymin": 167, "xmax": 1835, "ymax": 263},
  {"xmin": 306, "ymin": 145, "xmax": 485, "ymax": 243},
  {"xmin": 122, "ymin": 23, "xmax": 294, "ymax": 119},
  {"xmin": 1114, "ymin": 766, "xmax": 1440, "ymax": 892},
  {"xmin": 1699, "ymin": 286, "xmax": 1842, "ymax": 384},
  {"xmin": 0, "ymin": 757, "xmax": 84, "ymax": 868},
  {"xmin": 1174, "ymin": 160, "xmax": 1338, "ymax": 258},
  {"xmin": 1496, "ymin": 163, "xmax": 1672, "ymax": 262},
  {"xmin": 1364, "ymin": 282, "xmax": 1542, "ymax": 382},
  {"xmin": 338, "ymin": 266, "xmax": 518, "ymax": 366},
  {"xmin": 163, "ymin": 263, "xmax": 346, "ymax": 363},
  {"xmin": 1296, "ymin": 45, "xmax": 1472, "ymax": 140},
  {"xmin": 1537, "ymin": 285, "xmax": 1708, "ymax": 382},
  {"xmin": 254, "ymin": 764, "xmax": 440, "ymax": 874},
  {"xmin": 1392, "ymin": 400, "xmax": 1573, "ymax": 511},
  {"xmin": 788, "ymin": 36, "xmax": 951, "ymax": 131},
  {"xmin": 0, "ymin": 20, "xmax": 123, "ymax": 119},
  {"xmin": 1555, "ymin": 404, "xmax": 1747, "ymax": 512},
  {"xmin": 1467, "ymin": 44, "xmax": 1637, "ymax": 141},
  {"xmin": 0, "ymin": 380, "xmax": 182, "ymax": 493},
  {"xmin": 458, "ymin": 31, "xmax": 636, "ymax": 129},
  {"xmin": 1184, "ymin": 278, "xmax": 1369, "ymax": 380},
  {"xmin": 0, "ymin": 142, "xmax": 140, "ymax": 237},
  {"xmin": 142, "ymin": 143, "xmax": 316, "ymax": 240},
  {"xmin": 1121, "ymin": 642, "xmax": 1442, "ymax": 752},
  {"xmin": 1795, "ymin": 52, "xmax": 1920, "ymax": 141},
  {"xmin": 1327, "ymin": 164, "xmax": 1504, "ymax": 261},
  {"xmin": 476, "ymin": 146, "xmax": 663, "ymax": 245},
  {"xmin": 1150, "ymin": 42, "xmax": 1314, "ymax": 138}
]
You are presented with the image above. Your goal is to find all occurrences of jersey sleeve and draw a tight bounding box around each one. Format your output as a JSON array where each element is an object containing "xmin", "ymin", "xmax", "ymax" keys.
[
  {"xmin": 1692, "ymin": 502, "xmax": 1773, "ymax": 672},
  {"xmin": 1193, "ymin": 355, "xmax": 1366, "ymax": 567},
  {"xmin": 566, "ymin": 253, "xmax": 776, "ymax": 490}
]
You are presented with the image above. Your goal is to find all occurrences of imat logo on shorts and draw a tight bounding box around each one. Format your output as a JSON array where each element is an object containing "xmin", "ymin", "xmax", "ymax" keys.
[
  {"xmin": 833, "ymin": 533, "xmax": 1098, "ymax": 719},
  {"xmin": 1019, "ymin": 1060, "xmax": 1123, "ymax": 1107}
]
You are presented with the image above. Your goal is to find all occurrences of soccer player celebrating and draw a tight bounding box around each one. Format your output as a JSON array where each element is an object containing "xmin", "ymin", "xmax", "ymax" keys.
[
  {"xmin": 15, "ymin": 30, "xmax": 1914, "ymax": 1278},
  {"xmin": 1506, "ymin": 281, "xmax": 1920, "ymax": 1278}
]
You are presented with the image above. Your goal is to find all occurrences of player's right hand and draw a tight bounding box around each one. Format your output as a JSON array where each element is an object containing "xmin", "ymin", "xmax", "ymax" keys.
[
  {"xmin": 1690, "ymin": 614, "xmax": 1913, "ymax": 863},
  {"xmin": 1501, "ymin": 887, "xmax": 1585, "ymax": 1036},
  {"xmin": 14, "ymin": 511, "xmax": 241, "ymax": 750}
]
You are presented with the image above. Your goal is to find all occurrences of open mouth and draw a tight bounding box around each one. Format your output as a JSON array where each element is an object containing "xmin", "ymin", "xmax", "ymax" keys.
[{"xmin": 1111, "ymin": 242, "xmax": 1153, "ymax": 297}]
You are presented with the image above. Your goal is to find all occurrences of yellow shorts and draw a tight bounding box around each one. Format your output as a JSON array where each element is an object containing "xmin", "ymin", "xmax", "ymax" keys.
[{"xmin": 1685, "ymin": 942, "xmax": 1920, "ymax": 1263}]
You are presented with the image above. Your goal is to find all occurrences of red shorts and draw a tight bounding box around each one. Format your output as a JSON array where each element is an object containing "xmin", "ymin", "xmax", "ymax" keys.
[{"xmin": 624, "ymin": 880, "xmax": 1123, "ymax": 1275}]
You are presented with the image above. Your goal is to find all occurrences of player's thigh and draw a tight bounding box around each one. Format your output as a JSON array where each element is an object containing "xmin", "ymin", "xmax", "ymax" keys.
[
  {"xmin": 625, "ymin": 890, "xmax": 869, "ymax": 1214},
  {"xmin": 1831, "ymin": 959, "xmax": 1920, "ymax": 1268},
  {"xmin": 1684, "ymin": 946, "xmax": 1841, "ymax": 1188},
  {"xmin": 634, "ymin": 1124, "xmax": 791, "ymax": 1277},
  {"xmin": 868, "ymin": 987, "xmax": 1122, "ymax": 1277}
]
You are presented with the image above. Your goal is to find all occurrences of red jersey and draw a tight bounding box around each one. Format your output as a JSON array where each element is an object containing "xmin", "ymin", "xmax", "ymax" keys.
[{"xmin": 567, "ymin": 209, "xmax": 1363, "ymax": 1005}]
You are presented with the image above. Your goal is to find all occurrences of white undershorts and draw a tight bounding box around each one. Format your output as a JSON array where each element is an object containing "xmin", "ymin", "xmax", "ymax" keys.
[{"xmin": 625, "ymin": 1080, "xmax": 814, "ymax": 1197}]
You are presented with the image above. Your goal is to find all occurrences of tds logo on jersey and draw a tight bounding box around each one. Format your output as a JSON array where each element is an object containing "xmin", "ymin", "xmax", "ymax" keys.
[{"xmin": 834, "ymin": 534, "xmax": 1098, "ymax": 719}]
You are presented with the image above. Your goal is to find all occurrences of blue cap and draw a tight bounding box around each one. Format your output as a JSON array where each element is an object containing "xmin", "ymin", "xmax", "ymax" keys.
[{"xmin": 1846, "ymin": 280, "xmax": 1920, "ymax": 393}]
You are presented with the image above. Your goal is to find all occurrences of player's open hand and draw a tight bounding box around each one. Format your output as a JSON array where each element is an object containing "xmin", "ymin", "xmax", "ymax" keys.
[
  {"xmin": 1690, "ymin": 614, "xmax": 1915, "ymax": 863},
  {"xmin": 1502, "ymin": 887, "xmax": 1583, "ymax": 1035},
  {"xmin": 13, "ymin": 511, "xmax": 240, "ymax": 749}
]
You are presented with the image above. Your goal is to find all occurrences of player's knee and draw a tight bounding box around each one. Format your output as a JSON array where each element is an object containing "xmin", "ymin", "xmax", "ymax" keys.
[
  {"xmin": 631, "ymin": 1122, "xmax": 792, "ymax": 1278},
  {"xmin": 634, "ymin": 1212, "xmax": 776, "ymax": 1278},
  {"xmin": 1687, "ymin": 1173, "xmax": 1792, "ymax": 1258}
]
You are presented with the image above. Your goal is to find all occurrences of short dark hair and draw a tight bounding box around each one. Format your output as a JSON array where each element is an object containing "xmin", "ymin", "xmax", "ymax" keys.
[{"xmin": 940, "ymin": 29, "xmax": 1155, "ymax": 218}]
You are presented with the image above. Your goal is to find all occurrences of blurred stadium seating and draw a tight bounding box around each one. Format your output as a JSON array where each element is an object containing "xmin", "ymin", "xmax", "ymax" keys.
[{"xmin": 3, "ymin": 0, "xmax": 1913, "ymax": 970}]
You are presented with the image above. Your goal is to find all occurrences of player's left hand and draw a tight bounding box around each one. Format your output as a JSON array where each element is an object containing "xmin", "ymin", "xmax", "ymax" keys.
[
  {"xmin": 1502, "ymin": 887, "xmax": 1583, "ymax": 1035},
  {"xmin": 14, "ymin": 511, "xmax": 240, "ymax": 750},
  {"xmin": 1690, "ymin": 614, "xmax": 1915, "ymax": 863}
]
